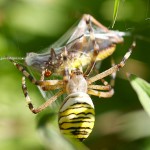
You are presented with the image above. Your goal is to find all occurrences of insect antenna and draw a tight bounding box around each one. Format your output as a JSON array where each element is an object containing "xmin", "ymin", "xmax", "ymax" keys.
[{"xmin": 0, "ymin": 56, "xmax": 25, "ymax": 61}]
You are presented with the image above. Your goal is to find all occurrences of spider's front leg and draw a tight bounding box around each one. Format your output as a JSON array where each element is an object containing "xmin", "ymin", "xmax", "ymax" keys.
[
  {"xmin": 87, "ymin": 41, "xmax": 136, "ymax": 98},
  {"xmin": 87, "ymin": 57, "xmax": 116, "ymax": 98},
  {"xmin": 22, "ymin": 76, "xmax": 64, "ymax": 114},
  {"xmin": 8, "ymin": 58, "xmax": 64, "ymax": 114},
  {"xmin": 88, "ymin": 41, "xmax": 136, "ymax": 84},
  {"xmin": 88, "ymin": 83, "xmax": 114, "ymax": 98},
  {"xmin": 87, "ymin": 77, "xmax": 114, "ymax": 98}
]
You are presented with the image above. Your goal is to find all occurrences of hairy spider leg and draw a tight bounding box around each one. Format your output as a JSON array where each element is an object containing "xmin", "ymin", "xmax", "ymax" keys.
[
  {"xmin": 8, "ymin": 58, "xmax": 64, "ymax": 114},
  {"xmin": 87, "ymin": 58, "xmax": 116, "ymax": 98},
  {"xmin": 87, "ymin": 41, "xmax": 136, "ymax": 97}
]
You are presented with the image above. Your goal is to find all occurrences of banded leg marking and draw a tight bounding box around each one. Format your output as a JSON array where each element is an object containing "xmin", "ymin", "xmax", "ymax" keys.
[
  {"xmin": 22, "ymin": 76, "xmax": 64, "ymax": 114},
  {"xmin": 22, "ymin": 76, "xmax": 34, "ymax": 112}
]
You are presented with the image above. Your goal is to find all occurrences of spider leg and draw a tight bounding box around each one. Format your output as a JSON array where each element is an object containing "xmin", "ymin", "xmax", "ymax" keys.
[
  {"xmin": 88, "ymin": 89, "xmax": 114, "ymax": 98},
  {"xmin": 88, "ymin": 41, "xmax": 136, "ymax": 84},
  {"xmin": 39, "ymin": 80, "xmax": 64, "ymax": 91},
  {"xmin": 109, "ymin": 58, "xmax": 116, "ymax": 87},
  {"xmin": 8, "ymin": 58, "xmax": 65, "ymax": 113},
  {"xmin": 8, "ymin": 58, "xmax": 64, "ymax": 89},
  {"xmin": 8, "ymin": 58, "xmax": 38, "ymax": 84},
  {"xmin": 22, "ymin": 76, "xmax": 64, "ymax": 114},
  {"xmin": 88, "ymin": 84, "xmax": 111, "ymax": 91},
  {"xmin": 87, "ymin": 58, "xmax": 116, "ymax": 98},
  {"xmin": 88, "ymin": 79, "xmax": 114, "ymax": 98},
  {"xmin": 98, "ymin": 58, "xmax": 116, "ymax": 98},
  {"xmin": 97, "ymin": 58, "xmax": 116, "ymax": 87}
]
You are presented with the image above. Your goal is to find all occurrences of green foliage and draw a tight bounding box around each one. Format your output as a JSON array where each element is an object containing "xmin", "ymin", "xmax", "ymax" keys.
[
  {"xmin": 112, "ymin": 0, "xmax": 120, "ymax": 28},
  {"xmin": 128, "ymin": 74, "xmax": 150, "ymax": 116}
]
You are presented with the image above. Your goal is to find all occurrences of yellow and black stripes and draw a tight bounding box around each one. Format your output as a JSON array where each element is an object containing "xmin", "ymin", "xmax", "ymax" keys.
[{"xmin": 58, "ymin": 93, "xmax": 95, "ymax": 141}]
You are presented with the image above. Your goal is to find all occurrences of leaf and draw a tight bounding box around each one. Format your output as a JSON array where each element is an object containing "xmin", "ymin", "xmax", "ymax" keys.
[
  {"xmin": 128, "ymin": 74, "xmax": 150, "ymax": 116},
  {"xmin": 112, "ymin": 0, "xmax": 120, "ymax": 28}
]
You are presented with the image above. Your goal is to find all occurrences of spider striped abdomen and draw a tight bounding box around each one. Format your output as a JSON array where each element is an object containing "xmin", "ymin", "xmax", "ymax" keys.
[{"xmin": 58, "ymin": 92, "xmax": 95, "ymax": 141}]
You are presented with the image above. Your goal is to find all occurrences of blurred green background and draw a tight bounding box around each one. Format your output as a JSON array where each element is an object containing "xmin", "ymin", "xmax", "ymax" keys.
[{"xmin": 0, "ymin": 0, "xmax": 150, "ymax": 150}]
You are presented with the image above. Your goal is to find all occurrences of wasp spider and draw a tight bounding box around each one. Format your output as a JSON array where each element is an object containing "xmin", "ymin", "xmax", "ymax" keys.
[{"xmin": 7, "ymin": 40, "xmax": 135, "ymax": 141}]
